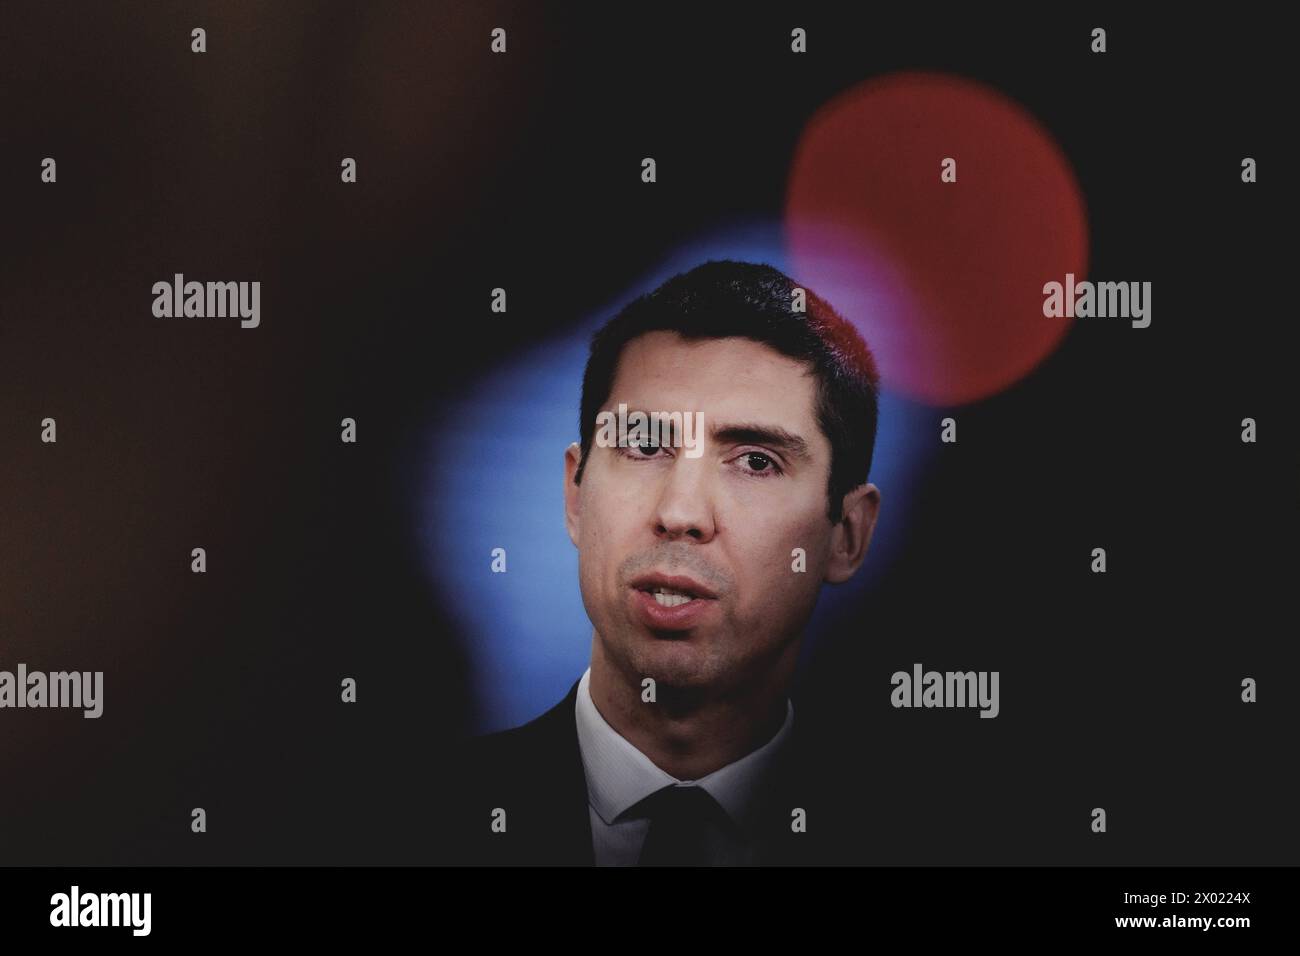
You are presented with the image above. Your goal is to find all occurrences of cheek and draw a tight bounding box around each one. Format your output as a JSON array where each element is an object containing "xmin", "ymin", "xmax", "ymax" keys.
[
  {"xmin": 726, "ymin": 506, "xmax": 830, "ymax": 609},
  {"xmin": 578, "ymin": 475, "xmax": 638, "ymax": 581},
  {"xmin": 577, "ymin": 520, "xmax": 612, "ymax": 598}
]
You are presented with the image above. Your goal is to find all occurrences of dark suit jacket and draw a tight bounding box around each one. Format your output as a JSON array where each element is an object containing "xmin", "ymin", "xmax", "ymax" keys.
[{"xmin": 441, "ymin": 677, "xmax": 851, "ymax": 866}]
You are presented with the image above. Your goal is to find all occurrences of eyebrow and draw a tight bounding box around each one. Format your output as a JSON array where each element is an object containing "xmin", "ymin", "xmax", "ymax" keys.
[{"xmin": 710, "ymin": 422, "xmax": 812, "ymax": 463}]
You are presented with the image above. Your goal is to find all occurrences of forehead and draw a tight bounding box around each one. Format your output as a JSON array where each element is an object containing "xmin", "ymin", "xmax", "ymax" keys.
[{"xmin": 607, "ymin": 331, "xmax": 823, "ymax": 435}]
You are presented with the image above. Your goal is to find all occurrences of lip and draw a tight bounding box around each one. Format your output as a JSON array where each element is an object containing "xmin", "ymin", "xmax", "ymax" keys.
[
  {"xmin": 628, "ymin": 572, "xmax": 718, "ymax": 600},
  {"xmin": 627, "ymin": 572, "xmax": 720, "ymax": 632}
]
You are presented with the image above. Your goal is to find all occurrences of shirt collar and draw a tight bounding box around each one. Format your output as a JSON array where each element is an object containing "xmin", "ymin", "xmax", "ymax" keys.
[{"xmin": 574, "ymin": 666, "xmax": 794, "ymax": 833}]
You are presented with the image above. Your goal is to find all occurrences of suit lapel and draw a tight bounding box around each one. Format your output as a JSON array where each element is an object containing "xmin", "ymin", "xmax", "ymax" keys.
[
  {"xmin": 509, "ymin": 679, "xmax": 594, "ymax": 865},
  {"xmin": 750, "ymin": 719, "xmax": 833, "ymax": 865}
]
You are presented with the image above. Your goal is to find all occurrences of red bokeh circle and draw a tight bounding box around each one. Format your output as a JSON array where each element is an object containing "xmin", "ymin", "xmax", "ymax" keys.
[{"xmin": 786, "ymin": 72, "xmax": 1089, "ymax": 405}]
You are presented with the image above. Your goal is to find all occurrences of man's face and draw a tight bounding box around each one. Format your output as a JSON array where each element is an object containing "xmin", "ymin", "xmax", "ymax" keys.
[{"xmin": 564, "ymin": 331, "xmax": 878, "ymax": 700}]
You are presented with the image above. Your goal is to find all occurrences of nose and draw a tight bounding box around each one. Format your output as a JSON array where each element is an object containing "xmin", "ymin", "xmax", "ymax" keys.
[{"xmin": 651, "ymin": 455, "xmax": 716, "ymax": 543}]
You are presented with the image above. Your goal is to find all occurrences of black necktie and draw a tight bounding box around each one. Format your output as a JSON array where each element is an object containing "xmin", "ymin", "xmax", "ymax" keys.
[{"xmin": 636, "ymin": 785, "xmax": 724, "ymax": 867}]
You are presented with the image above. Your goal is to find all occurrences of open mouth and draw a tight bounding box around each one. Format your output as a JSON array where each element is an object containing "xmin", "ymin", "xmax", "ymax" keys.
[
  {"xmin": 628, "ymin": 573, "xmax": 719, "ymax": 630},
  {"xmin": 640, "ymin": 585, "xmax": 699, "ymax": 608}
]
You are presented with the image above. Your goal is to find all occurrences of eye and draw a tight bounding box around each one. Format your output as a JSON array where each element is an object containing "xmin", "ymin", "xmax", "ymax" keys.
[
  {"xmin": 733, "ymin": 451, "xmax": 783, "ymax": 476},
  {"xmin": 619, "ymin": 440, "xmax": 672, "ymax": 461}
]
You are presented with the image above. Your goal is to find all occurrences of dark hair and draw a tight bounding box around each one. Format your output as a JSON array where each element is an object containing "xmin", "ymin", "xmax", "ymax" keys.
[{"xmin": 575, "ymin": 259, "xmax": 881, "ymax": 523}]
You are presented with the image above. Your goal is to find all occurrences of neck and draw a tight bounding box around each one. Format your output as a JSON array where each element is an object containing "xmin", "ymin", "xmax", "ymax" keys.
[{"xmin": 588, "ymin": 636, "xmax": 794, "ymax": 780}]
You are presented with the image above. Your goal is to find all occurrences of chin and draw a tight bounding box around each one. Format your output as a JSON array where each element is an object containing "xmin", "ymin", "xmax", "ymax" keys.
[{"xmin": 630, "ymin": 636, "xmax": 725, "ymax": 691}]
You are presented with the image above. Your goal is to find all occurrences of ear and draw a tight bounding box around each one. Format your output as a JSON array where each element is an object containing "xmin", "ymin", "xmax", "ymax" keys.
[
  {"xmin": 824, "ymin": 483, "xmax": 881, "ymax": 584},
  {"xmin": 563, "ymin": 442, "xmax": 583, "ymax": 547}
]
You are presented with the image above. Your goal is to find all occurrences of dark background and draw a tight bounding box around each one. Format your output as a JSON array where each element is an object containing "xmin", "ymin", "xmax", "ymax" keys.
[{"xmin": 0, "ymin": 3, "xmax": 1293, "ymax": 865}]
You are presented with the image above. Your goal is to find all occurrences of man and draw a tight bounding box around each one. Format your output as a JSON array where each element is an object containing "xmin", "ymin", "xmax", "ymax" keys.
[{"xmin": 446, "ymin": 259, "xmax": 882, "ymax": 866}]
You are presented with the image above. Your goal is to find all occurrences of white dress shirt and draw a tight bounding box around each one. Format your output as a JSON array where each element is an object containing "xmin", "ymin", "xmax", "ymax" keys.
[{"xmin": 574, "ymin": 666, "xmax": 794, "ymax": 866}]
